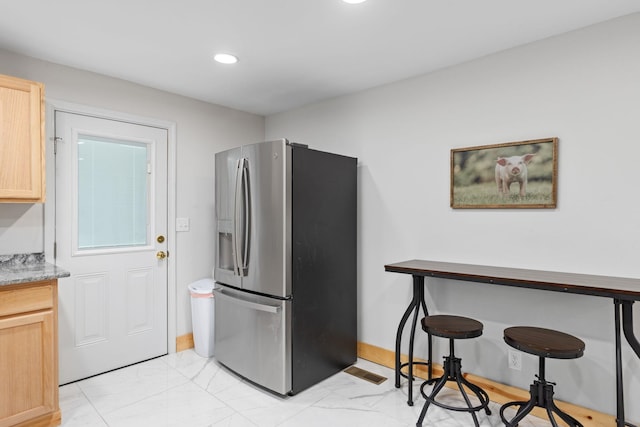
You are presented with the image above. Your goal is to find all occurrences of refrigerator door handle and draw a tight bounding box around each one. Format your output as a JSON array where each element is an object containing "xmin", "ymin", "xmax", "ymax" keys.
[
  {"xmin": 233, "ymin": 158, "xmax": 245, "ymax": 276},
  {"xmin": 241, "ymin": 158, "xmax": 250, "ymax": 272},
  {"xmin": 214, "ymin": 288, "xmax": 281, "ymax": 314}
]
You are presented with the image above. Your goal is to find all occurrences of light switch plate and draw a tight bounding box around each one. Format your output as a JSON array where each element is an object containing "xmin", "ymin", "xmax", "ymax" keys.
[{"xmin": 176, "ymin": 217, "xmax": 190, "ymax": 232}]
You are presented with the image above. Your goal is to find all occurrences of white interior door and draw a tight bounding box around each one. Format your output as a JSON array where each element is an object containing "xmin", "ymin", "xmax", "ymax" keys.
[{"xmin": 55, "ymin": 111, "xmax": 168, "ymax": 384}]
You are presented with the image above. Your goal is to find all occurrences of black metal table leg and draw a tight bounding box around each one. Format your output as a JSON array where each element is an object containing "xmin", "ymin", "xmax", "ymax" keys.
[
  {"xmin": 621, "ymin": 300, "xmax": 639, "ymax": 427},
  {"xmin": 395, "ymin": 280, "xmax": 419, "ymax": 388},
  {"xmin": 394, "ymin": 274, "xmax": 429, "ymax": 406},
  {"xmin": 622, "ymin": 301, "xmax": 640, "ymax": 359},
  {"xmin": 615, "ymin": 299, "xmax": 625, "ymax": 427},
  {"xmin": 614, "ymin": 299, "xmax": 638, "ymax": 427}
]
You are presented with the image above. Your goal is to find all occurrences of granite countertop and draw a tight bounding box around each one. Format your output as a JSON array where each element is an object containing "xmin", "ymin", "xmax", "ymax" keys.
[{"xmin": 0, "ymin": 253, "xmax": 70, "ymax": 286}]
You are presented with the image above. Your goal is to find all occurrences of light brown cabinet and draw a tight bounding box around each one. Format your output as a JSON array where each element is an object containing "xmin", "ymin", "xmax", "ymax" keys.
[
  {"xmin": 0, "ymin": 74, "xmax": 45, "ymax": 203},
  {"xmin": 0, "ymin": 280, "xmax": 60, "ymax": 427}
]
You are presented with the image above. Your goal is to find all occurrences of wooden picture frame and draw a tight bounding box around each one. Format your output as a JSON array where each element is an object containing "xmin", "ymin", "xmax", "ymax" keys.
[{"xmin": 450, "ymin": 137, "xmax": 558, "ymax": 209}]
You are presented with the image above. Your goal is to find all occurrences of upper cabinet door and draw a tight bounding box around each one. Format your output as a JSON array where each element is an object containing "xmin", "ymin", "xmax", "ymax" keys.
[{"xmin": 0, "ymin": 74, "xmax": 45, "ymax": 203}]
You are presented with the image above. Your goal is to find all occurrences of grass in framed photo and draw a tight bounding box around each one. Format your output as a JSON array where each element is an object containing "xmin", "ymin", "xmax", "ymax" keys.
[{"xmin": 451, "ymin": 137, "xmax": 558, "ymax": 209}]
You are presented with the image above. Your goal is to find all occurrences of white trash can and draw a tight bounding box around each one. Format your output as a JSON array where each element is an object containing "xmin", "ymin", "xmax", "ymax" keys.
[{"xmin": 188, "ymin": 278, "xmax": 215, "ymax": 358}]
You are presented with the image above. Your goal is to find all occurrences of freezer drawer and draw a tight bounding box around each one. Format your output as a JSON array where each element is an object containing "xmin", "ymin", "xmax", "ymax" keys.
[{"xmin": 213, "ymin": 285, "xmax": 292, "ymax": 395}]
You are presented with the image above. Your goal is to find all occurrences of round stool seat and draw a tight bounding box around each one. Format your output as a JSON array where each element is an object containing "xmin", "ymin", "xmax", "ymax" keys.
[
  {"xmin": 422, "ymin": 315, "xmax": 483, "ymax": 339},
  {"xmin": 504, "ymin": 326, "xmax": 585, "ymax": 359}
]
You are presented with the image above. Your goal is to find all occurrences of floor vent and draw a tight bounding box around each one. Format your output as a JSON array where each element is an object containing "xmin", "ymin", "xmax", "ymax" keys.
[{"xmin": 343, "ymin": 366, "xmax": 387, "ymax": 385}]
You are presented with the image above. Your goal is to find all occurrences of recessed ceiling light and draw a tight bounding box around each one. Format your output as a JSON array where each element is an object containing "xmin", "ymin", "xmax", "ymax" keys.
[
  {"xmin": 214, "ymin": 53, "xmax": 238, "ymax": 64},
  {"xmin": 342, "ymin": 0, "xmax": 367, "ymax": 3}
]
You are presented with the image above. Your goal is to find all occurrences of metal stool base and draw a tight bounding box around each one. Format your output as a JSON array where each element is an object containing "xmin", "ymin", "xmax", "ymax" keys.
[
  {"xmin": 500, "ymin": 356, "xmax": 583, "ymax": 427},
  {"xmin": 416, "ymin": 353, "xmax": 491, "ymax": 427},
  {"xmin": 500, "ymin": 378, "xmax": 583, "ymax": 427}
]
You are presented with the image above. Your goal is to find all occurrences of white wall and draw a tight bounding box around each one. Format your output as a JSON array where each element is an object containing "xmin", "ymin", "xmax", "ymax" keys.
[
  {"xmin": 0, "ymin": 49, "xmax": 265, "ymax": 336},
  {"xmin": 266, "ymin": 13, "xmax": 640, "ymax": 421}
]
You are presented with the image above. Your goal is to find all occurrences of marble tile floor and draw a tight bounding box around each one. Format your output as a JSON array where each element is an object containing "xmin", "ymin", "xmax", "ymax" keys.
[{"xmin": 59, "ymin": 349, "xmax": 550, "ymax": 427}]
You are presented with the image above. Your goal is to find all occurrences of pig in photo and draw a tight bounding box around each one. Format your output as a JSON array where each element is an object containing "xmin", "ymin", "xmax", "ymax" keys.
[{"xmin": 495, "ymin": 154, "xmax": 535, "ymax": 197}]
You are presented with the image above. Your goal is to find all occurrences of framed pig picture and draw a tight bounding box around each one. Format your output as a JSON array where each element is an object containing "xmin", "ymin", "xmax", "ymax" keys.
[{"xmin": 450, "ymin": 137, "xmax": 558, "ymax": 209}]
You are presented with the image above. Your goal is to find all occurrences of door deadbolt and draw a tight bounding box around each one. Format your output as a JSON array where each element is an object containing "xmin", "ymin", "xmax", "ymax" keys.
[{"xmin": 157, "ymin": 235, "xmax": 165, "ymax": 243}]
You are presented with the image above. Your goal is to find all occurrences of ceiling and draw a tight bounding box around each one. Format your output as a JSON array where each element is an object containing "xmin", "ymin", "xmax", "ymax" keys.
[{"xmin": 1, "ymin": 1, "xmax": 639, "ymax": 116}]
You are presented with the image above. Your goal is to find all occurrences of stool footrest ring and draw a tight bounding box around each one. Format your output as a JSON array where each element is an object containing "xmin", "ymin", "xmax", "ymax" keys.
[
  {"xmin": 419, "ymin": 376, "xmax": 491, "ymax": 413},
  {"xmin": 398, "ymin": 361, "xmax": 431, "ymax": 381}
]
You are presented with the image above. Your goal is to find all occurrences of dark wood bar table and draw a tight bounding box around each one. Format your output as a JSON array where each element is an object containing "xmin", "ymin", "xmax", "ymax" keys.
[{"xmin": 385, "ymin": 259, "xmax": 640, "ymax": 427}]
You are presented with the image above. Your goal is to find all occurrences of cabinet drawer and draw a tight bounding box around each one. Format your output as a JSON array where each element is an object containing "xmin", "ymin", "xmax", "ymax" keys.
[{"xmin": 0, "ymin": 283, "xmax": 54, "ymax": 317}]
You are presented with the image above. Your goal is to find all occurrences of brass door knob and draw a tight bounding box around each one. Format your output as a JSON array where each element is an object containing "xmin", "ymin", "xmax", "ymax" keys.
[{"xmin": 156, "ymin": 251, "xmax": 167, "ymax": 260}]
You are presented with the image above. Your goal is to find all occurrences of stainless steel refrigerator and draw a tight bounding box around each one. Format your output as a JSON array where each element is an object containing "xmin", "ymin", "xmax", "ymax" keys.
[{"xmin": 213, "ymin": 138, "xmax": 357, "ymax": 395}]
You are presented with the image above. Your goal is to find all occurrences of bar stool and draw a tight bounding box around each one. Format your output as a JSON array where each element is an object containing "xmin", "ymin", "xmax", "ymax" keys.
[
  {"xmin": 416, "ymin": 315, "xmax": 491, "ymax": 427},
  {"xmin": 500, "ymin": 326, "xmax": 586, "ymax": 427}
]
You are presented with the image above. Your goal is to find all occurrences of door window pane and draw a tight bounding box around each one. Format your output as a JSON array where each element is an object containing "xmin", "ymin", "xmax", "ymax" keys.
[{"xmin": 77, "ymin": 135, "xmax": 149, "ymax": 250}]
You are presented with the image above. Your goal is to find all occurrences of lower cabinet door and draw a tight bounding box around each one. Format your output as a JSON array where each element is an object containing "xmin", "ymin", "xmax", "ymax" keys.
[{"xmin": 0, "ymin": 310, "xmax": 56, "ymax": 426}]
